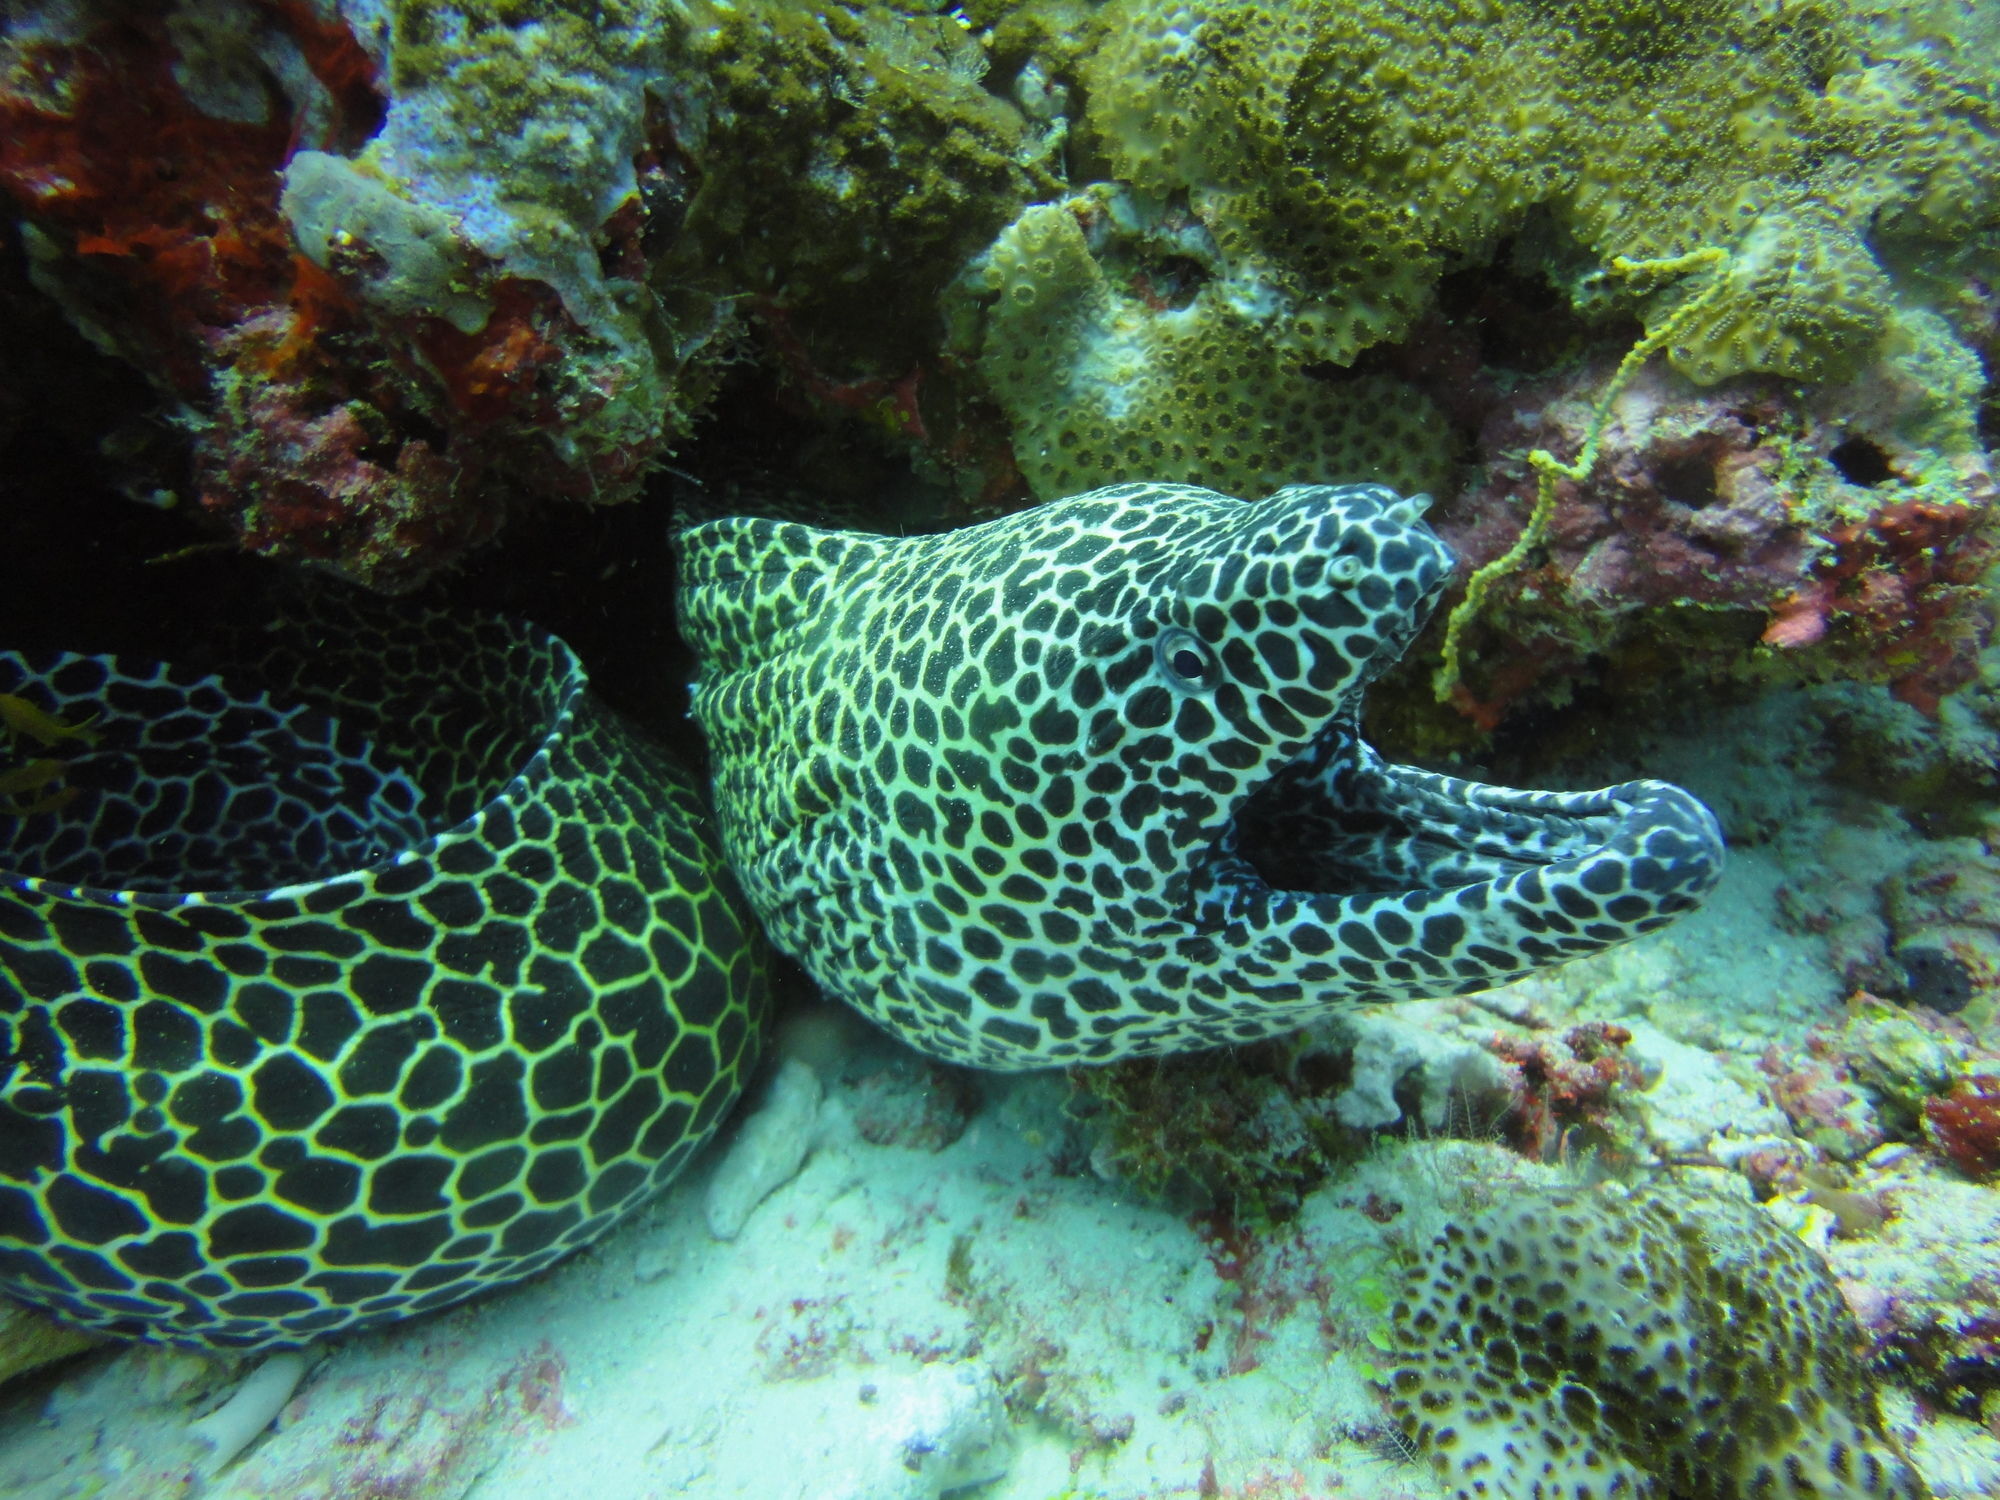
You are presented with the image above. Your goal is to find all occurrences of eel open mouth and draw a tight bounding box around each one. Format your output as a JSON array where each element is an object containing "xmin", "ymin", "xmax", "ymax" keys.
[{"xmin": 1200, "ymin": 713, "xmax": 1726, "ymax": 992}]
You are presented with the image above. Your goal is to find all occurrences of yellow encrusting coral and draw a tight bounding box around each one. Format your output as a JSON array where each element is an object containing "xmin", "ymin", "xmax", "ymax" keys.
[
  {"xmin": 966, "ymin": 192, "xmax": 1452, "ymax": 502},
  {"xmin": 1068, "ymin": 0, "xmax": 1999, "ymax": 391},
  {"xmin": 668, "ymin": 0, "xmax": 1044, "ymax": 375}
]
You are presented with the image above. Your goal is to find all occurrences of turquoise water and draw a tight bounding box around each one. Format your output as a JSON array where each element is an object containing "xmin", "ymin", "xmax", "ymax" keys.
[{"xmin": 0, "ymin": 3, "xmax": 1997, "ymax": 1497}]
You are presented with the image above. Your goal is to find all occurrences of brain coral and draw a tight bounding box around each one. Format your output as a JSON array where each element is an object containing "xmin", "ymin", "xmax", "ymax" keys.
[
  {"xmin": 1383, "ymin": 1180, "xmax": 1928, "ymax": 1500},
  {"xmin": 1072, "ymin": 0, "xmax": 1999, "ymax": 390}
]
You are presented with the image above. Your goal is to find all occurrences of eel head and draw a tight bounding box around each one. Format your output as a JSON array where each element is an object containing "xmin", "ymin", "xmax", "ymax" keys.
[{"xmin": 680, "ymin": 482, "xmax": 1724, "ymax": 1066}]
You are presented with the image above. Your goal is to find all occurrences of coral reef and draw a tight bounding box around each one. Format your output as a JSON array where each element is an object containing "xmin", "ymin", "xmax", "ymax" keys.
[
  {"xmin": 0, "ymin": 0, "xmax": 1990, "ymax": 644},
  {"xmin": 1482, "ymin": 1020, "xmax": 1644, "ymax": 1164},
  {"xmin": 1763, "ymin": 1037, "xmax": 1895, "ymax": 1162},
  {"xmin": 959, "ymin": 189, "xmax": 1451, "ymax": 502},
  {"xmin": 1423, "ymin": 359, "xmax": 1997, "ymax": 727},
  {"xmin": 1819, "ymin": 1152, "xmax": 2000, "ymax": 1429},
  {"xmin": 1075, "ymin": 0, "xmax": 1999, "ymax": 390},
  {"xmin": 0, "ymin": 1, "xmax": 737, "ymax": 588},
  {"xmin": 1884, "ymin": 844, "xmax": 2000, "ymax": 1015},
  {"xmin": 664, "ymin": 0, "xmax": 1040, "ymax": 377},
  {"xmin": 1067, "ymin": 1043, "xmax": 1360, "ymax": 1222},
  {"xmin": 1382, "ymin": 1179, "xmax": 1927, "ymax": 1499},
  {"xmin": 1754, "ymin": 992, "xmax": 2000, "ymax": 1193}
]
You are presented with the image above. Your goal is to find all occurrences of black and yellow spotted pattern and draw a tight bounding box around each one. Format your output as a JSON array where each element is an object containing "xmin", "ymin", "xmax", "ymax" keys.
[
  {"xmin": 0, "ymin": 609, "xmax": 768, "ymax": 1349},
  {"xmin": 680, "ymin": 481, "xmax": 1723, "ymax": 1069}
]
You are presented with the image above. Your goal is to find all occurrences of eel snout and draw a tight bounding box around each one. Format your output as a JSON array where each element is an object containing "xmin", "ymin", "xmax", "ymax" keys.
[{"xmin": 1217, "ymin": 730, "xmax": 1727, "ymax": 1003}]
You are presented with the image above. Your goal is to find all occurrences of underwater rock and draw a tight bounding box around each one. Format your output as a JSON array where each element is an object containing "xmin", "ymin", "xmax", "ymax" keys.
[
  {"xmin": 1763, "ymin": 1042, "xmax": 1894, "ymax": 1163},
  {"xmin": 1884, "ymin": 843, "xmax": 2000, "ymax": 1020},
  {"xmin": 1616, "ymin": 1021, "xmax": 1789, "ymax": 1159},
  {"xmin": 843, "ymin": 1054, "xmax": 981, "ymax": 1154},
  {"xmin": 824, "ymin": 1363, "xmax": 1012, "ymax": 1500},
  {"xmin": 0, "ymin": 1, "xmax": 736, "ymax": 589},
  {"xmin": 1843, "ymin": 1002, "xmax": 1967, "ymax": 1132},
  {"xmin": 1823, "ymin": 1158, "xmax": 2000, "ymax": 1425},
  {"xmin": 1427, "ymin": 358, "xmax": 1996, "ymax": 726}
]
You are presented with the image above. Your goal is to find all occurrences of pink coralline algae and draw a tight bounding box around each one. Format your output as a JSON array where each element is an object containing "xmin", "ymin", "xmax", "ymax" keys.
[
  {"xmin": 1760, "ymin": 1039, "xmax": 1891, "ymax": 1163},
  {"xmin": 1483, "ymin": 1020, "xmax": 1643, "ymax": 1165},
  {"xmin": 1924, "ymin": 1075, "xmax": 2000, "ymax": 1181},
  {"xmin": 0, "ymin": 12, "xmax": 427, "ymax": 587},
  {"xmin": 1428, "ymin": 360, "xmax": 1997, "ymax": 730}
]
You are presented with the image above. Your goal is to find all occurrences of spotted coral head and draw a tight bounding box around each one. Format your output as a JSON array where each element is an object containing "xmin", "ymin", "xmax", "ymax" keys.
[{"xmin": 678, "ymin": 481, "xmax": 1723, "ymax": 1069}]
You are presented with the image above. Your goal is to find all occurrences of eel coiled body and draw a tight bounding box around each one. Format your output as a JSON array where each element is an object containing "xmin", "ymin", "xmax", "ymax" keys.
[
  {"xmin": 679, "ymin": 481, "xmax": 1725, "ymax": 1069},
  {"xmin": 0, "ymin": 605, "xmax": 768, "ymax": 1348}
]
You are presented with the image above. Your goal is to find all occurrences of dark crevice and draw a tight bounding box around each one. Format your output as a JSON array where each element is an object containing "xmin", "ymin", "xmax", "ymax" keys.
[{"xmin": 1827, "ymin": 434, "xmax": 1895, "ymax": 487}]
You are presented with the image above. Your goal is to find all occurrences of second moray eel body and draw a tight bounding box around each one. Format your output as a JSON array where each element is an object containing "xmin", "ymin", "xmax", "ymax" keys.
[
  {"xmin": 680, "ymin": 481, "xmax": 1724, "ymax": 1068},
  {"xmin": 0, "ymin": 607, "xmax": 766, "ymax": 1348}
]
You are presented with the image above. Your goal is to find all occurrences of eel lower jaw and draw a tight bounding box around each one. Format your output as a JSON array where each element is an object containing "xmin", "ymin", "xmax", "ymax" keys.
[{"xmin": 1196, "ymin": 722, "xmax": 1725, "ymax": 918}]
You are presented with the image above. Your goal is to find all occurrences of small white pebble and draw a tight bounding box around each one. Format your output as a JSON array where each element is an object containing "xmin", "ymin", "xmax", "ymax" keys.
[{"xmin": 632, "ymin": 1244, "xmax": 677, "ymax": 1283}]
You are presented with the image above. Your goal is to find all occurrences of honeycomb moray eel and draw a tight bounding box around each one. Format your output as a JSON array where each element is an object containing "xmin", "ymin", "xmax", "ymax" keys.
[
  {"xmin": 0, "ymin": 605, "xmax": 768, "ymax": 1349},
  {"xmin": 679, "ymin": 480, "xmax": 1725, "ymax": 1069},
  {"xmin": 0, "ymin": 480, "xmax": 1721, "ymax": 1352}
]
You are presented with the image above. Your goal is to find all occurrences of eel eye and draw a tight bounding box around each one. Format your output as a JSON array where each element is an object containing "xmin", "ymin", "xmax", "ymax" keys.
[
  {"xmin": 1330, "ymin": 555, "xmax": 1365, "ymax": 585},
  {"xmin": 1155, "ymin": 627, "xmax": 1219, "ymax": 692}
]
